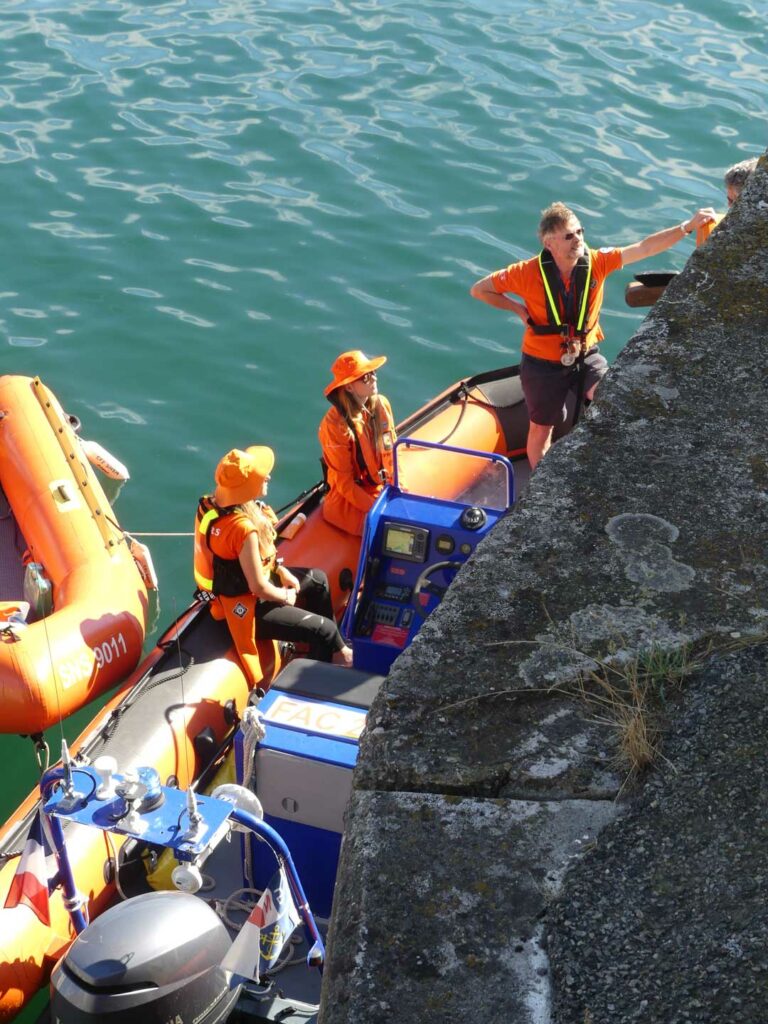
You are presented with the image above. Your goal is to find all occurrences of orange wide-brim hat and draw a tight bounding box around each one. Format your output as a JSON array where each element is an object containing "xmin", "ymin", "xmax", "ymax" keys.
[
  {"xmin": 324, "ymin": 349, "xmax": 387, "ymax": 397},
  {"xmin": 214, "ymin": 446, "xmax": 275, "ymax": 506}
]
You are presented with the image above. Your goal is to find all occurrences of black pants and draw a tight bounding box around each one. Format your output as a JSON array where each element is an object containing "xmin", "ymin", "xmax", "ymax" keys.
[{"xmin": 255, "ymin": 567, "xmax": 344, "ymax": 662}]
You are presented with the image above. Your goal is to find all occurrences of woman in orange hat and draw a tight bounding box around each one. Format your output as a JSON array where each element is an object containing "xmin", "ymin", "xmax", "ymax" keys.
[
  {"xmin": 195, "ymin": 446, "xmax": 353, "ymax": 677},
  {"xmin": 318, "ymin": 349, "xmax": 397, "ymax": 536}
]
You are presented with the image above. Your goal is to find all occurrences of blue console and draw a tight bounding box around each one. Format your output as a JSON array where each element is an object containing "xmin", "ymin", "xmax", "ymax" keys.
[{"xmin": 343, "ymin": 438, "xmax": 514, "ymax": 674}]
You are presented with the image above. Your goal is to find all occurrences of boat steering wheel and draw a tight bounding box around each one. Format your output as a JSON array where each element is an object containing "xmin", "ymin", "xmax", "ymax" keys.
[{"xmin": 412, "ymin": 560, "xmax": 462, "ymax": 619}]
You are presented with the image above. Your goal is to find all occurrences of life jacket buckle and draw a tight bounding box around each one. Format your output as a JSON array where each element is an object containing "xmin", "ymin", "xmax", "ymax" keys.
[{"xmin": 560, "ymin": 335, "xmax": 583, "ymax": 367}]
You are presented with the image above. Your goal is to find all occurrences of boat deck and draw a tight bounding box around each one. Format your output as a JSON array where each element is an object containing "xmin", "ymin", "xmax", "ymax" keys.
[{"xmin": 207, "ymin": 837, "xmax": 325, "ymax": 1024}]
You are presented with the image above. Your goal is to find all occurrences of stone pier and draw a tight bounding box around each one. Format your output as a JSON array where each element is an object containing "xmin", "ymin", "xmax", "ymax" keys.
[{"xmin": 320, "ymin": 155, "xmax": 768, "ymax": 1024}]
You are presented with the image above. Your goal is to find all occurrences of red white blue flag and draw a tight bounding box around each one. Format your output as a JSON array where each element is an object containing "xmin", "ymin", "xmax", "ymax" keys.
[
  {"xmin": 3, "ymin": 810, "xmax": 57, "ymax": 925},
  {"xmin": 222, "ymin": 866, "xmax": 300, "ymax": 981}
]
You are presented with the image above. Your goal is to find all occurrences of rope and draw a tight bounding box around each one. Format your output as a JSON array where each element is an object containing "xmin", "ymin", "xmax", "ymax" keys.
[
  {"xmin": 32, "ymin": 733, "xmax": 50, "ymax": 774},
  {"xmin": 571, "ymin": 346, "xmax": 588, "ymax": 427},
  {"xmin": 241, "ymin": 706, "xmax": 267, "ymax": 790},
  {"xmin": 107, "ymin": 479, "xmax": 328, "ymax": 538},
  {"xmin": 240, "ymin": 706, "xmax": 267, "ymax": 889},
  {"xmin": 122, "ymin": 531, "xmax": 193, "ymax": 537}
]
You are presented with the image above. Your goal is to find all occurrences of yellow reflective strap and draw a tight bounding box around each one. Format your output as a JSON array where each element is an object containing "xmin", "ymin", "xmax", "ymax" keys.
[
  {"xmin": 537, "ymin": 251, "xmax": 562, "ymax": 326},
  {"xmin": 195, "ymin": 505, "xmax": 219, "ymax": 590},
  {"xmin": 198, "ymin": 507, "xmax": 219, "ymax": 535},
  {"xmin": 575, "ymin": 252, "xmax": 592, "ymax": 332},
  {"xmin": 194, "ymin": 569, "xmax": 214, "ymax": 590}
]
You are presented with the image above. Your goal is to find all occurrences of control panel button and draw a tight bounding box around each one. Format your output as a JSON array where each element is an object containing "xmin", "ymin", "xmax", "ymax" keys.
[{"xmin": 460, "ymin": 506, "xmax": 487, "ymax": 531}]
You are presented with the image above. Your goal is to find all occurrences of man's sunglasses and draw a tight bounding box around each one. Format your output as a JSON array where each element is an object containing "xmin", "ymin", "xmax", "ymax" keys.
[{"xmin": 563, "ymin": 227, "xmax": 584, "ymax": 240}]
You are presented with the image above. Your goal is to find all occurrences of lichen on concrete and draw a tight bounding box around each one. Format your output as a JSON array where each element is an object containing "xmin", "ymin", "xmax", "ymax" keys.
[{"xmin": 605, "ymin": 512, "xmax": 696, "ymax": 592}]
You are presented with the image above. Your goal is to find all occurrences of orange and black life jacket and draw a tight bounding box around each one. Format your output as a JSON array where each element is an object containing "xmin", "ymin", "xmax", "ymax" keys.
[
  {"xmin": 193, "ymin": 497, "xmax": 277, "ymax": 597},
  {"xmin": 345, "ymin": 400, "xmax": 395, "ymax": 489},
  {"xmin": 193, "ymin": 495, "xmax": 220, "ymax": 593},
  {"xmin": 527, "ymin": 249, "xmax": 594, "ymax": 341}
]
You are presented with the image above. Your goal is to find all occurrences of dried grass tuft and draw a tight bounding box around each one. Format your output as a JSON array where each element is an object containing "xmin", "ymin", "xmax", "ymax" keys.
[{"xmin": 572, "ymin": 643, "xmax": 698, "ymax": 788}]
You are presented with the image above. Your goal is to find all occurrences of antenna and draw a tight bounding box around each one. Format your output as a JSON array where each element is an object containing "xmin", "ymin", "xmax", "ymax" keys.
[
  {"xmin": 37, "ymin": 558, "xmax": 68, "ymax": 776},
  {"xmin": 171, "ymin": 594, "xmax": 193, "ymax": 790}
]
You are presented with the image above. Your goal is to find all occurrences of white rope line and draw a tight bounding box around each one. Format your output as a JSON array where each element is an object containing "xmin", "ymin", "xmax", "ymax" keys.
[{"xmin": 125, "ymin": 531, "xmax": 193, "ymax": 537}]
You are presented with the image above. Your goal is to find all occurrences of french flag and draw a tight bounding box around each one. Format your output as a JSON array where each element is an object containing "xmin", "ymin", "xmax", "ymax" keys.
[
  {"xmin": 222, "ymin": 866, "xmax": 300, "ymax": 982},
  {"xmin": 3, "ymin": 810, "xmax": 56, "ymax": 925}
]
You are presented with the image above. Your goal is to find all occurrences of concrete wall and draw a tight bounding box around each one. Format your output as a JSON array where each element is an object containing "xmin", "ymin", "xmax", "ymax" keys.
[{"xmin": 320, "ymin": 154, "xmax": 768, "ymax": 1024}]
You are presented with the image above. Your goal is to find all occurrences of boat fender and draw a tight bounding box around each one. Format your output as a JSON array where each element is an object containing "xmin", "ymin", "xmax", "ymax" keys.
[
  {"xmin": 129, "ymin": 537, "xmax": 159, "ymax": 591},
  {"xmin": 172, "ymin": 862, "xmax": 204, "ymax": 893},
  {"xmin": 79, "ymin": 438, "xmax": 130, "ymax": 481},
  {"xmin": 211, "ymin": 783, "xmax": 264, "ymax": 830},
  {"xmin": 279, "ymin": 511, "xmax": 307, "ymax": 540}
]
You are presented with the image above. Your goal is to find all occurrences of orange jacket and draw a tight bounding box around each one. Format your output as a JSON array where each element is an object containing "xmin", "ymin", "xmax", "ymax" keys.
[
  {"xmin": 202, "ymin": 505, "xmax": 279, "ymax": 688},
  {"xmin": 318, "ymin": 396, "xmax": 396, "ymax": 536},
  {"xmin": 492, "ymin": 246, "xmax": 623, "ymax": 361},
  {"xmin": 194, "ymin": 498, "xmax": 277, "ymax": 593}
]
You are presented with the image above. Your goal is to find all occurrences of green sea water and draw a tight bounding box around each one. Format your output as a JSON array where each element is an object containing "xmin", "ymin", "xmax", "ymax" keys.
[{"xmin": 0, "ymin": 0, "xmax": 766, "ymax": 1006}]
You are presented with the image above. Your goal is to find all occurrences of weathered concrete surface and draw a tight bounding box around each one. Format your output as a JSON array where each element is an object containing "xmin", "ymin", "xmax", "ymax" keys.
[
  {"xmin": 321, "ymin": 792, "xmax": 618, "ymax": 1024},
  {"xmin": 549, "ymin": 646, "xmax": 768, "ymax": 1024},
  {"xmin": 321, "ymin": 155, "xmax": 768, "ymax": 1024}
]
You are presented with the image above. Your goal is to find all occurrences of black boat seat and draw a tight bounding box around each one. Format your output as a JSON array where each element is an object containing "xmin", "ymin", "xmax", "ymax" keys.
[{"xmin": 269, "ymin": 657, "xmax": 383, "ymax": 711}]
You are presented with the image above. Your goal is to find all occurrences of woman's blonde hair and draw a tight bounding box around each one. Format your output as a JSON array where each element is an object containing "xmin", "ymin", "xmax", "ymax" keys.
[
  {"xmin": 233, "ymin": 500, "xmax": 276, "ymax": 555},
  {"xmin": 334, "ymin": 387, "xmax": 384, "ymax": 450}
]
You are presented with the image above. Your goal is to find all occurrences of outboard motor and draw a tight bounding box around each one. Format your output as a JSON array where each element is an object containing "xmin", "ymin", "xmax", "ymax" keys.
[{"xmin": 50, "ymin": 890, "xmax": 241, "ymax": 1024}]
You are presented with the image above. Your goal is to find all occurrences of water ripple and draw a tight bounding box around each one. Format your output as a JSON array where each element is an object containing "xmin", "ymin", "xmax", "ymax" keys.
[{"xmin": 0, "ymin": 0, "xmax": 765, "ymax": 627}]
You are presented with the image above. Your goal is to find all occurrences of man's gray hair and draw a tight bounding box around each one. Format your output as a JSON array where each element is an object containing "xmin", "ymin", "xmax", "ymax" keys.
[
  {"xmin": 723, "ymin": 157, "xmax": 758, "ymax": 190},
  {"xmin": 538, "ymin": 202, "xmax": 576, "ymax": 242}
]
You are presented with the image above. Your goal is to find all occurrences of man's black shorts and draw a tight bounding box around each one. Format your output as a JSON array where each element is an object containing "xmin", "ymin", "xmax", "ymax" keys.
[{"xmin": 520, "ymin": 350, "xmax": 608, "ymax": 426}]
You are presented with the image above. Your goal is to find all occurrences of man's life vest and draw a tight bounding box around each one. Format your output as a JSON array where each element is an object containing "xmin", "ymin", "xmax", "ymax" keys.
[
  {"xmin": 527, "ymin": 249, "xmax": 594, "ymax": 341},
  {"xmin": 193, "ymin": 497, "xmax": 277, "ymax": 596}
]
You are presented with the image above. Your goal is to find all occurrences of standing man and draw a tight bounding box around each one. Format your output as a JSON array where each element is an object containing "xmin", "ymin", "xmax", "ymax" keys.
[{"xmin": 470, "ymin": 202, "xmax": 716, "ymax": 469}]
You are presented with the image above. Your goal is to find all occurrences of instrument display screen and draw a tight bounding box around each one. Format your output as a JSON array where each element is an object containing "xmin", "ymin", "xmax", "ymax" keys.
[
  {"xmin": 382, "ymin": 523, "xmax": 429, "ymax": 563},
  {"xmin": 376, "ymin": 584, "xmax": 412, "ymax": 602}
]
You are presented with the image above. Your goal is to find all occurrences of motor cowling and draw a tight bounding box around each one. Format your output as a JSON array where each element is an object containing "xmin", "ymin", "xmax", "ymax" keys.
[{"xmin": 50, "ymin": 890, "xmax": 241, "ymax": 1024}]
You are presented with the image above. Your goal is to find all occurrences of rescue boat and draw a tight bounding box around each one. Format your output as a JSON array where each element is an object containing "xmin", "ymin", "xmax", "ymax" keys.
[
  {"xmin": 0, "ymin": 376, "xmax": 152, "ymax": 736},
  {"xmin": 39, "ymin": 655, "xmax": 379, "ymax": 1024},
  {"xmin": 0, "ymin": 362, "xmax": 533, "ymax": 1021}
]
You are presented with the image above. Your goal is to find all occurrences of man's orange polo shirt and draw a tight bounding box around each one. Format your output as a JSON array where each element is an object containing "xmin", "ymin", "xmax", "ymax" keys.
[{"xmin": 492, "ymin": 247, "xmax": 623, "ymax": 361}]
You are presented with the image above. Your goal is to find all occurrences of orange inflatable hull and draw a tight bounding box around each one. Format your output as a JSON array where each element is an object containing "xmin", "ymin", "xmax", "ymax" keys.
[
  {"xmin": 0, "ymin": 376, "xmax": 149, "ymax": 734},
  {"xmin": 0, "ymin": 364, "xmax": 527, "ymax": 1021},
  {"xmin": 0, "ymin": 603, "xmax": 275, "ymax": 1020}
]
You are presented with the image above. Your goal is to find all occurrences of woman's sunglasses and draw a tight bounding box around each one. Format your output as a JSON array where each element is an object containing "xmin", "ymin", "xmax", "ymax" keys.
[{"xmin": 358, "ymin": 371, "xmax": 377, "ymax": 383}]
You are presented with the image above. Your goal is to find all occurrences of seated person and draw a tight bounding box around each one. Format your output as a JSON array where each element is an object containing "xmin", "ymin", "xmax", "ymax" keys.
[
  {"xmin": 318, "ymin": 350, "xmax": 396, "ymax": 536},
  {"xmin": 195, "ymin": 446, "xmax": 352, "ymax": 677}
]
